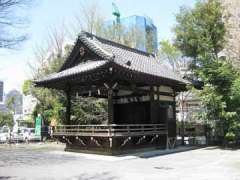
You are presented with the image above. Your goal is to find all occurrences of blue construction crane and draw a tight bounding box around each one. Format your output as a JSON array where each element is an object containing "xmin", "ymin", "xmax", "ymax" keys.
[{"xmin": 112, "ymin": 2, "xmax": 121, "ymax": 24}]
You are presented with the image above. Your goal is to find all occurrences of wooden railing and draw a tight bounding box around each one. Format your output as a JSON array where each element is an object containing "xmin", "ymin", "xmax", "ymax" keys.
[{"xmin": 53, "ymin": 124, "xmax": 167, "ymax": 137}]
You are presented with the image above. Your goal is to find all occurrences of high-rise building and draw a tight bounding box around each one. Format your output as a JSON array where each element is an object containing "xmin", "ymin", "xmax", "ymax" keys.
[
  {"xmin": 0, "ymin": 81, "xmax": 3, "ymax": 102},
  {"xmin": 221, "ymin": 0, "xmax": 240, "ymax": 62},
  {"xmin": 22, "ymin": 95, "xmax": 37, "ymax": 118},
  {"xmin": 5, "ymin": 89, "xmax": 23, "ymax": 115},
  {"xmin": 105, "ymin": 15, "xmax": 158, "ymax": 54}
]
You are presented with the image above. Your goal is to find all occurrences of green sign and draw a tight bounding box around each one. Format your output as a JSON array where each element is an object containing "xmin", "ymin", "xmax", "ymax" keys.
[{"xmin": 35, "ymin": 116, "xmax": 42, "ymax": 136}]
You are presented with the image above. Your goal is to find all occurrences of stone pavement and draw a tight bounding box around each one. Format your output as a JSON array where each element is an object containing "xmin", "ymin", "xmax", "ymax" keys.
[{"xmin": 0, "ymin": 143, "xmax": 239, "ymax": 180}]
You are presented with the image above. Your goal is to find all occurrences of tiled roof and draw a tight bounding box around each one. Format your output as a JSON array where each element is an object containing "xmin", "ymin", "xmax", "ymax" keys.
[
  {"xmin": 35, "ymin": 31, "xmax": 189, "ymax": 86},
  {"xmin": 79, "ymin": 32, "xmax": 188, "ymax": 84},
  {"xmin": 35, "ymin": 60, "xmax": 108, "ymax": 83}
]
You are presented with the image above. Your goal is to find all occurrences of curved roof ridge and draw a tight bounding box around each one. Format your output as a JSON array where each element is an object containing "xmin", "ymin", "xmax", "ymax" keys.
[
  {"xmin": 79, "ymin": 32, "xmax": 114, "ymax": 60},
  {"xmin": 35, "ymin": 60, "xmax": 108, "ymax": 84},
  {"xmin": 82, "ymin": 31, "xmax": 156, "ymax": 58}
]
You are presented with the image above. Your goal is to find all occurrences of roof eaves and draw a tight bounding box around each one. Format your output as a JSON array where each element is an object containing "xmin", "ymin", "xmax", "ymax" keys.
[
  {"xmin": 113, "ymin": 60, "xmax": 189, "ymax": 86},
  {"xmin": 34, "ymin": 60, "xmax": 109, "ymax": 85},
  {"xmin": 79, "ymin": 32, "xmax": 114, "ymax": 61}
]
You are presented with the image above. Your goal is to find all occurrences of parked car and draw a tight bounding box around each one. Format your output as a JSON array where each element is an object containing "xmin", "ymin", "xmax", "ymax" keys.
[
  {"xmin": 0, "ymin": 126, "xmax": 10, "ymax": 143},
  {"xmin": 11, "ymin": 131, "xmax": 25, "ymax": 143},
  {"xmin": 23, "ymin": 128, "xmax": 41, "ymax": 143},
  {"xmin": 11, "ymin": 126, "xmax": 31, "ymax": 143}
]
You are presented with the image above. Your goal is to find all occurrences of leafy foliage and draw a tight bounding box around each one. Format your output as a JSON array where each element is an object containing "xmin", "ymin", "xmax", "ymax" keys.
[
  {"xmin": 6, "ymin": 96, "xmax": 17, "ymax": 114},
  {"xmin": 174, "ymin": 0, "xmax": 225, "ymax": 59},
  {"xmin": 22, "ymin": 80, "xmax": 32, "ymax": 96},
  {"xmin": 0, "ymin": 111, "xmax": 13, "ymax": 128},
  {"xmin": 30, "ymin": 50, "xmax": 109, "ymax": 125},
  {"xmin": 71, "ymin": 97, "xmax": 107, "ymax": 125},
  {"xmin": 32, "ymin": 88, "xmax": 66, "ymax": 125},
  {"xmin": 174, "ymin": 0, "xmax": 240, "ymax": 142},
  {"xmin": 30, "ymin": 47, "xmax": 68, "ymax": 125},
  {"xmin": 159, "ymin": 40, "xmax": 182, "ymax": 72}
]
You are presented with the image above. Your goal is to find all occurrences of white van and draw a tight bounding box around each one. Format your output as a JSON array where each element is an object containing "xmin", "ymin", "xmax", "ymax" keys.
[{"xmin": 0, "ymin": 126, "xmax": 10, "ymax": 143}]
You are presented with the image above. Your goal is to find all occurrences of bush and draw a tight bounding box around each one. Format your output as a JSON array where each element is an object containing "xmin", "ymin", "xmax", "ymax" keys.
[{"xmin": 225, "ymin": 132, "xmax": 236, "ymax": 142}]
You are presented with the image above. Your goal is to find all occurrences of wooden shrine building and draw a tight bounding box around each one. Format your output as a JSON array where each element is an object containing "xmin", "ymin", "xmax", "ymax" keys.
[{"xmin": 34, "ymin": 31, "xmax": 189, "ymax": 155}]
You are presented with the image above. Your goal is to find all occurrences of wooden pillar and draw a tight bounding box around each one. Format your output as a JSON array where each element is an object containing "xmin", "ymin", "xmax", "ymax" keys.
[
  {"xmin": 173, "ymin": 90, "xmax": 177, "ymax": 125},
  {"xmin": 108, "ymin": 88, "xmax": 114, "ymax": 124},
  {"xmin": 172, "ymin": 90, "xmax": 177, "ymax": 139},
  {"xmin": 150, "ymin": 86, "xmax": 155, "ymax": 124},
  {"xmin": 179, "ymin": 92, "xmax": 185, "ymax": 146},
  {"xmin": 157, "ymin": 86, "xmax": 160, "ymax": 123},
  {"xmin": 66, "ymin": 89, "xmax": 71, "ymax": 125}
]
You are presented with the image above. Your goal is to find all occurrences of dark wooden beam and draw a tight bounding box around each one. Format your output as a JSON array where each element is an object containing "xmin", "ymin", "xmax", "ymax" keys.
[
  {"xmin": 108, "ymin": 89, "xmax": 114, "ymax": 124},
  {"xmin": 117, "ymin": 85, "xmax": 150, "ymax": 95},
  {"xmin": 150, "ymin": 86, "xmax": 155, "ymax": 124},
  {"xmin": 114, "ymin": 93, "xmax": 146, "ymax": 100},
  {"xmin": 66, "ymin": 88, "xmax": 71, "ymax": 125}
]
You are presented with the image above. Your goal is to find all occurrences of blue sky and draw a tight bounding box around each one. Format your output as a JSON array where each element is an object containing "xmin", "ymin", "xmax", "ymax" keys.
[{"xmin": 0, "ymin": 0, "xmax": 196, "ymax": 93}]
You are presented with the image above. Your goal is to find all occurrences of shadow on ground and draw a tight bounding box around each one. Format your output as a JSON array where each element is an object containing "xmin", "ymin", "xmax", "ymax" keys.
[
  {"xmin": 204, "ymin": 146, "xmax": 240, "ymax": 151},
  {"xmin": 116, "ymin": 146, "xmax": 206, "ymax": 159},
  {"xmin": 0, "ymin": 176, "xmax": 14, "ymax": 179},
  {"xmin": 71, "ymin": 172, "xmax": 118, "ymax": 180}
]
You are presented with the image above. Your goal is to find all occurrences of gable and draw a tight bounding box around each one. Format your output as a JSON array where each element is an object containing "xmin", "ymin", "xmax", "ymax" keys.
[{"xmin": 59, "ymin": 40, "xmax": 103, "ymax": 72}]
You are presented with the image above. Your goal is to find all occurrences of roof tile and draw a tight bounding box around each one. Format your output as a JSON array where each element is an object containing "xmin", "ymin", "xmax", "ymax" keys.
[{"xmin": 35, "ymin": 31, "xmax": 189, "ymax": 86}]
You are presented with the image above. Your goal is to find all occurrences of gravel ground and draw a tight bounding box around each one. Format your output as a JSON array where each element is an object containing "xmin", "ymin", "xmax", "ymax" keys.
[{"xmin": 0, "ymin": 143, "xmax": 239, "ymax": 180}]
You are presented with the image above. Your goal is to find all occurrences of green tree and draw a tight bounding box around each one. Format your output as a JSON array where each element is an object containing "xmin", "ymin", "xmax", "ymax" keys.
[
  {"xmin": 22, "ymin": 80, "xmax": 32, "ymax": 96},
  {"xmin": 6, "ymin": 96, "xmax": 16, "ymax": 114},
  {"xmin": 71, "ymin": 97, "xmax": 107, "ymax": 125},
  {"xmin": 174, "ymin": 0, "xmax": 240, "ymax": 143},
  {"xmin": 174, "ymin": 0, "xmax": 225, "ymax": 59},
  {"xmin": 159, "ymin": 40, "xmax": 182, "ymax": 72},
  {"xmin": 30, "ymin": 43, "xmax": 68, "ymax": 125},
  {"xmin": 0, "ymin": 111, "xmax": 13, "ymax": 128},
  {"xmin": 231, "ymin": 77, "xmax": 240, "ymax": 108}
]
